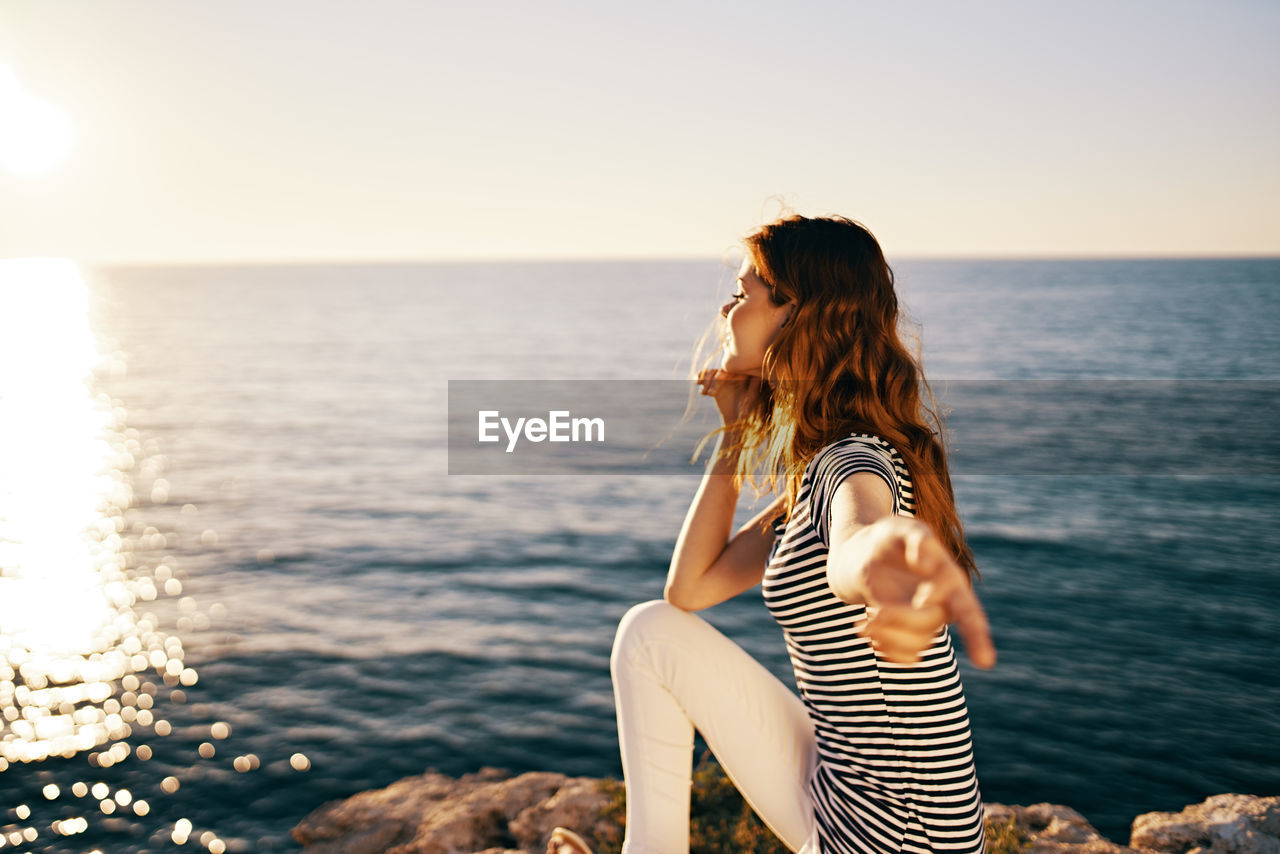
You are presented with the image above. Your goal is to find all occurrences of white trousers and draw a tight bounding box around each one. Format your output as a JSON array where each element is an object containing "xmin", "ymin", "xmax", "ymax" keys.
[{"xmin": 611, "ymin": 599, "xmax": 823, "ymax": 854}]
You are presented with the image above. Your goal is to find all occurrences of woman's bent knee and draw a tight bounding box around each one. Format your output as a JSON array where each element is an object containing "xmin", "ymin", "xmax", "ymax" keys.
[{"xmin": 611, "ymin": 599, "xmax": 690, "ymax": 670}]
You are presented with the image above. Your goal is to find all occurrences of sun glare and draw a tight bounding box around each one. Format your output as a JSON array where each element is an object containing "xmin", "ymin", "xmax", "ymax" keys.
[
  {"xmin": 0, "ymin": 63, "xmax": 75, "ymax": 178},
  {"xmin": 0, "ymin": 259, "xmax": 197, "ymax": 766}
]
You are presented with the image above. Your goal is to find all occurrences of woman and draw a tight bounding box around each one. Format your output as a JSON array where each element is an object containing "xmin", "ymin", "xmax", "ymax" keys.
[{"xmin": 550, "ymin": 214, "xmax": 997, "ymax": 854}]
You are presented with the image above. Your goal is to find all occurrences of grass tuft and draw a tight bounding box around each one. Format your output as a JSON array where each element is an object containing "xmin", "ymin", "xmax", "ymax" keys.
[
  {"xmin": 984, "ymin": 815, "xmax": 1031, "ymax": 854},
  {"xmin": 592, "ymin": 750, "xmax": 788, "ymax": 854}
]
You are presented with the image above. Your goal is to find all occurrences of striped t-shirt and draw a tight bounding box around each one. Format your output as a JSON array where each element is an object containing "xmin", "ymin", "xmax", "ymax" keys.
[{"xmin": 762, "ymin": 432, "xmax": 986, "ymax": 854}]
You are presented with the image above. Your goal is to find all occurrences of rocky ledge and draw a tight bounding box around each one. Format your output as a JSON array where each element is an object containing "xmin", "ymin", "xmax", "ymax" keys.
[{"xmin": 291, "ymin": 767, "xmax": 1279, "ymax": 854}]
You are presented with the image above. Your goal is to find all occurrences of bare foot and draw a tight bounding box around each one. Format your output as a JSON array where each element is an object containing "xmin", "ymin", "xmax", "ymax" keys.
[{"xmin": 547, "ymin": 826, "xmax": 593, "ymax": 854}]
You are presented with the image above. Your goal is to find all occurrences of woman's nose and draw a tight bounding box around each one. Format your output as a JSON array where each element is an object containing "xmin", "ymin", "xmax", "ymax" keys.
[{"xmin": 719, "ymin": 301, "xmax": 731, "ymax": 318}]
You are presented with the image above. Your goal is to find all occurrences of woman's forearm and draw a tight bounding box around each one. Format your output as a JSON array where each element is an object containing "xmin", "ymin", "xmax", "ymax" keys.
[{"xmin": 664, "ymin": 430, "xmax": 742, "ymax": 603}]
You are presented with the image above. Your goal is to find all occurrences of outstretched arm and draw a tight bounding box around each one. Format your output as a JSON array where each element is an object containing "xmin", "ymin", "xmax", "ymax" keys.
[{"xmin": 826, "ymin": 474, "xmax": 997, "ymax": 669}]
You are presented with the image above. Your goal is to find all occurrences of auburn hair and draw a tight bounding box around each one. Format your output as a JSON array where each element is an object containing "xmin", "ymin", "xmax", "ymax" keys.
[{"xmin": 685, "ymin": 214, "xmax": 979, "ymax": 584}]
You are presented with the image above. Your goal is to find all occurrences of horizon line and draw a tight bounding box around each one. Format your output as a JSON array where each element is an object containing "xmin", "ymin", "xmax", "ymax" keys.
[{"xmin": 55, "ymin": 251, "xmax": 1280, "ymax": 269}]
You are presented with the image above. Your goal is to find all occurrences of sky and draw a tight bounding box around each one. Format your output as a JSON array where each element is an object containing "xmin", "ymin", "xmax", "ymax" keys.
[{"xmin": 0, "ymin": 0, "xmax": 1277, "ymax": 264}]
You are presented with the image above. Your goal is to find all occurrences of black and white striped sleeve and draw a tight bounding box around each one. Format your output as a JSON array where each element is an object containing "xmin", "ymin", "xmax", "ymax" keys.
[{"xmin": 808, "ymin": 439, "xmax": 901, "ymax": 548}]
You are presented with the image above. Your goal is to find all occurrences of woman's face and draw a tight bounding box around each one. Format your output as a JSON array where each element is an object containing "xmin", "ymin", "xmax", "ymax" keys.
[{"xmin": 719, "ymin": 256, "xmax": 793, "ymax": 376}]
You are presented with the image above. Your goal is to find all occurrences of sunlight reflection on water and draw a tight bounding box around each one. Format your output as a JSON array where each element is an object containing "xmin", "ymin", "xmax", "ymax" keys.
[{"xmin": 0, "ymin": 259, "xmax": 235, "ymax": 850}]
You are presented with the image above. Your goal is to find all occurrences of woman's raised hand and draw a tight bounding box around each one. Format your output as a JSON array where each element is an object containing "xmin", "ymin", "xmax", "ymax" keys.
[
  {"xmin": 696, "ymin": 368, "xmax": 760, "ymax": 427},
  {"xmin": 855, "ymin": 517, "xmax": 997, "ymax": 670}
]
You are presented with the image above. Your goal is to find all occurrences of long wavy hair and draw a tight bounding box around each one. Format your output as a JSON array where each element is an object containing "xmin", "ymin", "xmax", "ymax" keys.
[{"xmin": 685, "ymin": 214, "xmax": 979, "ymax": 584}]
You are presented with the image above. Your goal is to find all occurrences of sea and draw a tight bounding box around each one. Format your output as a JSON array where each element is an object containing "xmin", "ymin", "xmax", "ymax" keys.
[{"xmin": 0, "ymin": 257, "xmax": 1277, "ymax": 852}]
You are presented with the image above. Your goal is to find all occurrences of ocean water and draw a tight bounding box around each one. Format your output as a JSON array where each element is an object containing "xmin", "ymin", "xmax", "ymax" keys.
[{"xmin": 0, "ymin": 257, "xmax": 1278, "ymax": 852}]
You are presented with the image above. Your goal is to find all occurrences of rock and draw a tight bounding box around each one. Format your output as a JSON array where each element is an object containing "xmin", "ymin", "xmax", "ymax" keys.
[
  {"xmin": 509, "ymin": 775, "xmax": 613, "ymax": 845},
  {"xmin": 291, "ymin": 767, "xmax": 618, "ymax": 854},
  {"xmin": 979, "ymin": 794, "xmax": 1280, "ymax": 854},
  {"xmin": 1130, "ymin": 793, "xmax": 1280, "ymax": 854},
  {"xmin": 984, "ymin": 802, "xmax": 1141, "ymax": 854},
  {"xmin": 294, "ymin": 768, "xmax": 1275, "ymax": 854}
]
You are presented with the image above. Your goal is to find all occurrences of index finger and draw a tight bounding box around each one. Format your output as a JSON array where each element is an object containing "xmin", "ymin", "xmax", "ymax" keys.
[{"xmin": 946, "ymin": 584, "xmax": 997, "ymax": 670}]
